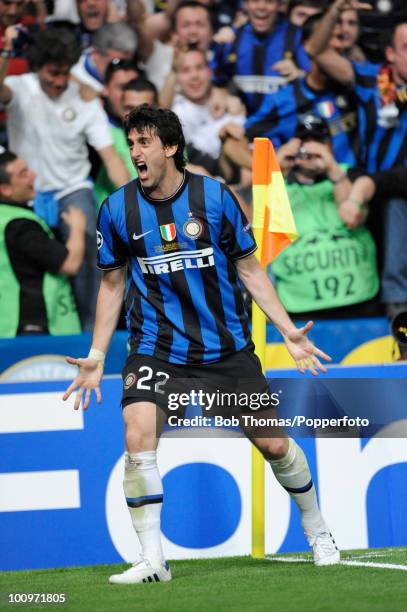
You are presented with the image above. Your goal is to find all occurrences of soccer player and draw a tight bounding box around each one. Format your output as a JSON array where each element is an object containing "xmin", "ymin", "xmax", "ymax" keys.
[{"xmin": 63, "ymin": 104, "xmax": 340, "ymax": 584}]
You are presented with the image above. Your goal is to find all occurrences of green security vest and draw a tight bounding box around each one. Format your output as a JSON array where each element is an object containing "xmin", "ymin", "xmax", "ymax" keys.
[
  {"xmin": 0, "ymin": 204, "xmax": 81, "ymax": 337},
  {"xmin": 271, "ymin": 178, "xmax": 379, "ymax": 312}
]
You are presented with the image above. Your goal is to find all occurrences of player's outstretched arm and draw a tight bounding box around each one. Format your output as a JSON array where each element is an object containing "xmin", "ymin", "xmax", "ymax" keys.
[
  {"xmin": 236, "ymin": 254, "xmax": 331, "ymax": 375},
  {"xmin": 63, "ymin": 267, "xmax": 126, "ymax": 410}
]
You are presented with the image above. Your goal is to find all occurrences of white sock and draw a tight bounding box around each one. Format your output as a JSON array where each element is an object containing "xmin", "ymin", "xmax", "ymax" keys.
[
  {"xmin": 267, "ymin": 439, "xmax": 324, "ymax": 531},
  {"xmin": 123, "ymin": 450, "xmax": 165, "ymax": 566}
]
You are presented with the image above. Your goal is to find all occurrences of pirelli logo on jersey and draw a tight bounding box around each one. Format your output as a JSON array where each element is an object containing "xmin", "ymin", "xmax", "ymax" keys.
[{"xmin": 137, "ymin": 247, "xmax": 215, "ymax": 275}]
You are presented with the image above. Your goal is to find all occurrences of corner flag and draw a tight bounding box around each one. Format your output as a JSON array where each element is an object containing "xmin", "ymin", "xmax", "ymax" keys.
[
  {"xmin": 252, "ymin": 138, "xmax": 298, "ymax": 266},
  {"xmin": 251, "ymin": 138, "xmax": 297, "ymax": 559}
]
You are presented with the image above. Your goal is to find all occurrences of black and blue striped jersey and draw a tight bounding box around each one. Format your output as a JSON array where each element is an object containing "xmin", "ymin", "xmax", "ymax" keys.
[
  {"xmin": 245, "ymin": 77, "xmax": 359, "ymax": 165},
  {"xmin": 353, "ymin": 62, "xmax": 407, "ymax": 172},
  {"xmin": 211, "ymin": 19, "xmax": 311, "ymax": 116},
  {"xmin": 97, "ymin": 172, "xmax": 257, "ymax": 365}
]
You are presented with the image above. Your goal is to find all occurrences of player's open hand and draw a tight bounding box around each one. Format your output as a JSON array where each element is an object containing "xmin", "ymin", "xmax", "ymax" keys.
[
  {"xmin": 62, "ymin": 356, "xmax": 104, "ymax": 410},
  {"xmin": 284, "ymin": 321, "xmax": 332, "ymax": 376}
]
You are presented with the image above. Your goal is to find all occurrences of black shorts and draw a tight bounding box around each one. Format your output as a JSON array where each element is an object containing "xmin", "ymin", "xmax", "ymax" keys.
[{"xmin": 121, "ymin": 348, "xmax": 273, "ymax": 417}]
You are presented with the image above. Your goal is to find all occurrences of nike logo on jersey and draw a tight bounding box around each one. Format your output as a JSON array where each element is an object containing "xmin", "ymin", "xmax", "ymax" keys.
[
  {"xmin": 137, "ymin": 248, "xmax": 215, "ymax": 275},
  {"xmin": 133, "ymin": 230, "xmax": 153, "ymax": 240}
]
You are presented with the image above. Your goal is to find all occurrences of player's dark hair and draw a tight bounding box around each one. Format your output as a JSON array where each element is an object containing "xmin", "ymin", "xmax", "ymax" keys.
[
  {"xmin": 28, "ymin": 28, "xmax": 81, "ymax": 70},
  {"xmin": 124, "ymin": 104, "xmax": 186, "ymax": 172},
  {"xmin": 0, "ymin": 151, "xmax": 17, "ymax": 184},
  {"xmin": 123, "ymin": 78, "xmax": 158, "ymax": 103},
  {"xmin": 171, "ymin": 1, "xmax": 212, "ymax": 31},
  {"xmin": 104, "ymin": 59, "xmax": 140, "ymax": 85}
]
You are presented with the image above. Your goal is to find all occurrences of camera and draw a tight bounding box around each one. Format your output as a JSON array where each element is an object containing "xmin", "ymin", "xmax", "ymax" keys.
[
  {"xmin": 391, "ymin": 310, "xmax": 407, "ymax": 360},
  {"xmin": 296, "ymin": 145, "xmax": 310, "ymax": 161}
]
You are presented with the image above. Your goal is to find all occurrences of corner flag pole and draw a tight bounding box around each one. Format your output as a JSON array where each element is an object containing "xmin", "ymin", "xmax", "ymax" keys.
[{"xmin": 251, "ymin": 139, "xmax": 298, "ymax": 559}]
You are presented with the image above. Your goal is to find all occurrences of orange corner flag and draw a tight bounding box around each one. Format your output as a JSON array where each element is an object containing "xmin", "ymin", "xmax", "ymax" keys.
[{"xmin": 252, "ymin": 138, "xmax": 297, "ymax": 266}]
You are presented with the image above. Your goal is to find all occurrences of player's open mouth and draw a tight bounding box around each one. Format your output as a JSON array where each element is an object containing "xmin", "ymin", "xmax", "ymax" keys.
[{"xmin": 136, "ymin": 162, "xmax": 148, "ymax": 180}]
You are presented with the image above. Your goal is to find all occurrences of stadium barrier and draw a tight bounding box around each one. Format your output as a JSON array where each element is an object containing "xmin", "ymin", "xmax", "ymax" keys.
[{"xmin": 0, "ymin": 318, "xmax": 398, "ymax": 382}]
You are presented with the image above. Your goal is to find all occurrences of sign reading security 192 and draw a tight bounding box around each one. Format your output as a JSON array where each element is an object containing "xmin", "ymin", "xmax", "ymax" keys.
[{"xmin": 137, "ymin": 248, "xmax": 215, "ymax": 275}]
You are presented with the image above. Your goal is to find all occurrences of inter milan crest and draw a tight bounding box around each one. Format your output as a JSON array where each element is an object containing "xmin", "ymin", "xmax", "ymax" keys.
[
  {"xmin": 335, "ymin": 95, "xmax": 348, "ymax": 109},
  {"xmin": 183, "ymin": 217, "xmax": 203, "ymax": 240},
  {"xmin": 124, "ymin": 373, "xmax": 137, "ymax": 390},
  {"xmin": 160, "ymin": 223, "xmax": 176, "ymax": 242}
]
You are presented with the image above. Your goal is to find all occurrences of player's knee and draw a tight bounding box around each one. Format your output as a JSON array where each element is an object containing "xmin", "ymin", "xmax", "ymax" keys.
[
  {"xmin": 258, "ymin": 438, "xmax": 288, "ymax": 460},
  {"xmin": 125, "ymin": 426, "xmax": 155, "ymax": 453}
]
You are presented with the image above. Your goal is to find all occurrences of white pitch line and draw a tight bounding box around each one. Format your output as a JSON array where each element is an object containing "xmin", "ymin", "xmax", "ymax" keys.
[
  {"xmin": 268, "ymin": 557, "xmax": 407, "ymax": 571},
  {"xmin": 269, "ymin": 556, "xmax": 311, "ymax": 563},
  {"xmin": 349, "ymin": 552, "xmax": 398, "ymax": 559},
  {"xmin": 341, "ymin": 560, "xmax": 407, "ymax": 571}
]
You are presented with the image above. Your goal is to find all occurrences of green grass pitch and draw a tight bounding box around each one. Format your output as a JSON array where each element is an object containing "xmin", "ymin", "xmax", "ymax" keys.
[{"xmin": 1, "ymin": 549, "xmax": 406, "ymax": 612}]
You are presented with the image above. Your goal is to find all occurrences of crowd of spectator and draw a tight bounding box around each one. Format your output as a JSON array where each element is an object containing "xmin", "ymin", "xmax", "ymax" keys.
[{"xmin": 0, "ymin": 0, "xmax": 406, "ymax": 356}]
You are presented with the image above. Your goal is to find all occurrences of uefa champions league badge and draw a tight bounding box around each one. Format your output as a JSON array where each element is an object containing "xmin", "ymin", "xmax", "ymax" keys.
[
  {"xmin": 97, "ymin": 231, "xmax": 103, "ymax": 249},
  {"xmin": 183, "ymin": 217, "xmax": 204, "ymax": 240}
]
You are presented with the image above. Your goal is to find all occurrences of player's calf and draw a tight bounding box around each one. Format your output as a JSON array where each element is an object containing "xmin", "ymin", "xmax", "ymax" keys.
[{"xmin": 266, "ymin": 438, "xmax": 340, "ymax": 566}]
